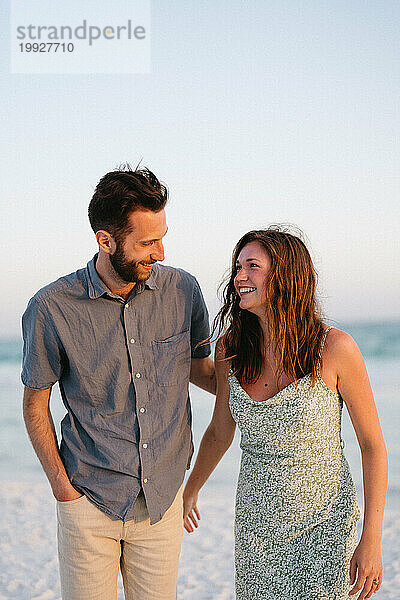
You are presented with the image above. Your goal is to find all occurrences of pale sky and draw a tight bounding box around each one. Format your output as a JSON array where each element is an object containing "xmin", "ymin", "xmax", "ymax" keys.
[{"xmin": 1, "ymin": 0, "xmax": 399, "ymax": 336}]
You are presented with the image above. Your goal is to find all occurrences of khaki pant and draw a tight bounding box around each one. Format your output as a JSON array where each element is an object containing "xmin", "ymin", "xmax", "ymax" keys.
[{"xmin": 57, "ymin": 487, "xmax": 183, "ymax": 600}]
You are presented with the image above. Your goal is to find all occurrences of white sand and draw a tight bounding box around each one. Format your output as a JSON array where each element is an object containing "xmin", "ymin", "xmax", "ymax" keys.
[{"xmin": 0, "ymin": 481, "xmax": 398, "ymax": 600}]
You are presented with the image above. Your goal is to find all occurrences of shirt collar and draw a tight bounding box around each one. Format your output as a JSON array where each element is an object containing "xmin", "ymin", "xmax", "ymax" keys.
[
  {"xmin": 86, "ymin": 254, "xmax": 158, "ymax": 300},
  {"xmin": 143, "ymin": 267, "xmax": 158, "ymax": 290}
]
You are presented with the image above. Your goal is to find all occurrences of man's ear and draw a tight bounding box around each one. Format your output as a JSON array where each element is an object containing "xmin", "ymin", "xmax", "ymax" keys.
[{"xmin": 96, "ymin": 230, "xmax": 115, "ymax": 254}]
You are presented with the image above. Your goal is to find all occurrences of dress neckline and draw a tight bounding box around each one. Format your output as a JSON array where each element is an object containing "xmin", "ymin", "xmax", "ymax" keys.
[
  {"xmin": 229, "ymin": 326, "xmax": 338, "ymax": 405},
  {"xmin": 229, "ymin": 372, "xmax": 339, "ymax": 405}
]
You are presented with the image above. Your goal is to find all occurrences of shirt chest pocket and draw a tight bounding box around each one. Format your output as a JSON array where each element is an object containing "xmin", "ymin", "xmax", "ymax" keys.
[{"xmin": 151, "ymin": 330, "xmax": 191, "ymax": 387}]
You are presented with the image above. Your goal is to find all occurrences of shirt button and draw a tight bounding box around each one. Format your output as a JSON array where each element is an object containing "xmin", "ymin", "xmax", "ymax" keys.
[
  {"xmin": 142, "ymin": 443, "xmax": 148, "ymax": 449},
  {"xmin": 143, "ymin": 478, "xmax": 148, "ymax": 483},
  {"xmin": 139, "ymin": 407, "xmax": 145, "ymax": 413},
  {"xmin": 135, "ymin": 372, "xmax": 141, "ymax": 378},
  {"xmin": 130, "ymin": 338, "xmax": 135, "ymax": 344}
]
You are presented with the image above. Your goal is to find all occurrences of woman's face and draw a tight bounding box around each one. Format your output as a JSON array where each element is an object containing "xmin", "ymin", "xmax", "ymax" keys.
[{"xmin": 234, "ymin": 241, "xmax": 272, "ymax": 317}]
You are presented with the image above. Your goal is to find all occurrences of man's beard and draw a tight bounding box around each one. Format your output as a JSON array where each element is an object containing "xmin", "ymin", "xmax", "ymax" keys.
[{"xmin": 109, "ymin": 242, "xmax": 153, "ymax": 284}]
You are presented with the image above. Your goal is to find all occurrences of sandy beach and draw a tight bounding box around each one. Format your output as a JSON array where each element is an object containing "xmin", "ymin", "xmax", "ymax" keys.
[{"xmin": 1, "ymin": 478, "xmax": 399, "ymax": 600}]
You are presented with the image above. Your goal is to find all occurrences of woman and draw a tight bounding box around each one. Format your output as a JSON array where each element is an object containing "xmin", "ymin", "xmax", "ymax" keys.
[{"xmin": 183, "ymin": 227, "xmax": 388, "ymax": 600}]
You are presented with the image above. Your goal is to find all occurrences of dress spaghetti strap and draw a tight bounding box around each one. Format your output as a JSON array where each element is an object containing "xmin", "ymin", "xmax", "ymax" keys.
[{"xmin": 317, "ymin": 326, "xmax": 334, "ymax": 378}]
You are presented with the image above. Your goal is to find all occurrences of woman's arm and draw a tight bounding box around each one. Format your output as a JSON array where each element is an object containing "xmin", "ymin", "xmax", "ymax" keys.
[
  {"xmin": 326, "ymin": 329, "xmax": 388, "ymax": 600},
  {"xmin": 183, "ymin": 339, "xmax": 236, "ymax": 533}
]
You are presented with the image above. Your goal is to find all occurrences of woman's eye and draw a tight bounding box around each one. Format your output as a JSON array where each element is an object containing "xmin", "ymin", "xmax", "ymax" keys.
[{"xmin": 250, "ymin": 263, "xmax": 259, "ymax": 268}]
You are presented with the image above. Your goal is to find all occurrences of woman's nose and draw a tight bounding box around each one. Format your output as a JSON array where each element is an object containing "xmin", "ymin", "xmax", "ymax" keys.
[{"xmin": 235, "ymin": 269, "xmax": 248, "ymax": 283}]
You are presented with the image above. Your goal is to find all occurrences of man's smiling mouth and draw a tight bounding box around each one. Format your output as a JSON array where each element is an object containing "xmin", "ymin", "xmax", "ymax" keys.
[{"xmin": 139, "ymin": 261, "xmax": 155, "ymax": 270}]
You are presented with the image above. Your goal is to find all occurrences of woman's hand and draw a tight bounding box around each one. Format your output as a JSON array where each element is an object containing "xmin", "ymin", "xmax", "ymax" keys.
[
  {"xmin": 349, "ymin": 537, "xmax": 383, "ymax": 599},
  {"xmin": 183, "ymin": 485, "xmax": 200, "ymax": 533}
]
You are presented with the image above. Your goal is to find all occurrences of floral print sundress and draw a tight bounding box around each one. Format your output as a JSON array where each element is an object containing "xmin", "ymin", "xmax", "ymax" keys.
[{"xmin": 228, "ymin": 327, "xmax": 360, "ymax": 599}]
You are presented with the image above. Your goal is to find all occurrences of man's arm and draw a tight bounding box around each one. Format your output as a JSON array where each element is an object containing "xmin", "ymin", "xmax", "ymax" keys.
[
  {"xmin": 23, "ymin": 386, "xmax": 82, "ymax": 501},
  {"xmin": 188, "ymin": 274, "xmax": 215, "ymax": 394},
  {"xmin": 189, "ymin": 357, "xmax": 216, "ymax": 395}
]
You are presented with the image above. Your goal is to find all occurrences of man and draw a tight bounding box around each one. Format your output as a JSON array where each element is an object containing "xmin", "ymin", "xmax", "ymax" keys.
[{"xmin": 21, "ymin": 166, "xmax": 215, "ymax": 600}]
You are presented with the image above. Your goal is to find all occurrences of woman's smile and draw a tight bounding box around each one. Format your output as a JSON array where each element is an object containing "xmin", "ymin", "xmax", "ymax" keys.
[
  {"xmin": 234, "ymin": 241, "xmax": 271, "ymax": 315},
  {"xmin": 237, "ymin": 286, "xmax": 257, "ymax": 295}
]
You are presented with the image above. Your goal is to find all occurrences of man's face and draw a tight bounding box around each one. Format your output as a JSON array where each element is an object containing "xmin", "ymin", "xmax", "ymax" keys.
[{"xmin": 110, "ymin": 208, "xmax": 167, "ymax": 283}]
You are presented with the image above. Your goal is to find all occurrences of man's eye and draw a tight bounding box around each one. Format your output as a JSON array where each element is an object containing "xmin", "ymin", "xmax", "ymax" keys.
[
  {"xmin": 142, "ymin": 241, "xmax": 154, "ymax": 247},
  {"xmin": 250, "ymin": 263, "xmax": 259, "ymax": 268}
]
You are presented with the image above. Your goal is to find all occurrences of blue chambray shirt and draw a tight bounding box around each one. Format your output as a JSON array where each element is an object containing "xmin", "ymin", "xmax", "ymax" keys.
[{"xmin": 21, "ymin": 255, "xmax": 211, "ymax": 524}]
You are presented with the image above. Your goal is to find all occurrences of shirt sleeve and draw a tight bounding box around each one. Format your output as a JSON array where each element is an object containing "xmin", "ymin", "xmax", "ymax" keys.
[
  {"xmin": 190, "ymin": 277, "xmax": 211, "ymax": 359},
  {"xmin": 21, "ymin": 295, "xmax": 64, "ymax": 390}
]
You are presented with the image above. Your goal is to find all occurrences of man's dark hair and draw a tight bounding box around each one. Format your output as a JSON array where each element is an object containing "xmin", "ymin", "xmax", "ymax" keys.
[{"xmin": 88, "ymin": 164, "xmax": 168, "ymax": 242}]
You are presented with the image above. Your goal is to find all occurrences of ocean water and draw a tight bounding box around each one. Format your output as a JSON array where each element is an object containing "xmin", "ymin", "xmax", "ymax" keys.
[
  {"xmin": 1, "ymin": 320, "xmax": 399, "ymax": 490},
  {"xmin": 0, "ymin": 321, "xmax": 399, "ymax": 599}
]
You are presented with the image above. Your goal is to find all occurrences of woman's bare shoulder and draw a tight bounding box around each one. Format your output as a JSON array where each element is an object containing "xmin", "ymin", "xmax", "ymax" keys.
[{"xmin": 323, "ymin": 326, "xmax": 363, "ymax": 365}]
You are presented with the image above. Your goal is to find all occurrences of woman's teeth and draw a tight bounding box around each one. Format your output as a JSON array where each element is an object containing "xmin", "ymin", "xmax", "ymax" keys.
[{"xmin": 240, "ymin": 287, "xmax": 256, "ymax": 294}]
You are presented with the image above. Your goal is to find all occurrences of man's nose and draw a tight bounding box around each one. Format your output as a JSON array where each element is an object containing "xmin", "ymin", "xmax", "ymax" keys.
[{"xmin": 151, "ymin": 241, "xmax": 165, "ymax": 262}]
